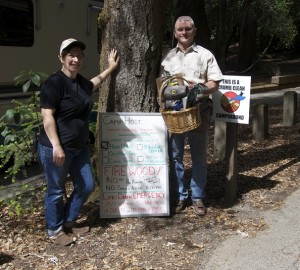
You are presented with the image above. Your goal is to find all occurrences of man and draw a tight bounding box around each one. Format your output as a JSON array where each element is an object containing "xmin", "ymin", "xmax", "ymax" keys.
[{"xmin": 160, "ymin": 16, "xmax": 223, "ymax": 216}]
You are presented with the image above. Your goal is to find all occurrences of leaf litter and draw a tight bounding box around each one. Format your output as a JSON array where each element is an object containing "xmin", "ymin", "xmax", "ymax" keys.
[{"xmin": 0, "ymin": 104, "xmax": 299, "ymax": 269}]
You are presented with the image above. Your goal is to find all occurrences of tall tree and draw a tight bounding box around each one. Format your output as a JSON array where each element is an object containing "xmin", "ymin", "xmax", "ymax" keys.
[
  {"xmin": 235, "ymin": 0, "xmax": 297, "ymax": 72},
  {"xmin": 214, "ymin": 0, "xmax": 241, "ymax": 70},
  {"xmin": 92, "ymin": 0, "xmax": 167, "ymax": 189},
  {"xmin": 97, "ymin": 0, "xmax": 167, "ymax": 113},
  {"xmin": 256, "ymin": 0, "xmax": 297, "ymax": 52},
  {"xmin": 235, "ymin": 0, "xmax": 257, "ymax": 72},
  {"xmin": 291, "ymin": 0, "xmax": 300, "ymax": 53}
]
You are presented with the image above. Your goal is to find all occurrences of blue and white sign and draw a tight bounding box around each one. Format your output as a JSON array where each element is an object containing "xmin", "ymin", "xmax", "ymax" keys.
[{"xmin": 212, "ymin": 75, "xmax": 251, "ymax": 124}]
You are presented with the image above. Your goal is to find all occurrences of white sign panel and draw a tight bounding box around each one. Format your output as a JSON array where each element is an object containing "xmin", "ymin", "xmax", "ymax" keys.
[
  {"xmin": 99, "ymin": 113, "xmax": 169, "ymax": 218},
  {"xmin": 212, "ymin": 75, "xmax": 251, "ymax": 124}
]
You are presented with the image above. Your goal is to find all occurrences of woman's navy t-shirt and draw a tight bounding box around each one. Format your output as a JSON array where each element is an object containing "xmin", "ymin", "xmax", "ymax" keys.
[{"xmin": 38, "ymin": 71, "xmax": 94, "ymax": 149}]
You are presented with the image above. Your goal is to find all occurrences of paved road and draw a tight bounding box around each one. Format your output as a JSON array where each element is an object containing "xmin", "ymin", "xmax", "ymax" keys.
[
  {"xmin": 200, "ymin": 188, "xmax": 300, "ymax": 270},
  {"xmin": 199, "ymin": 86, "xmax": 300, "ymax": 270}
]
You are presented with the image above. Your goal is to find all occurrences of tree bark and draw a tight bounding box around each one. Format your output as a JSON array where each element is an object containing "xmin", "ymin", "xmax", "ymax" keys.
[
  {"xmin": 236, "ymin": 0, "xmax": 257, "ymax": 72},
  {"xmin": 98, "ymin": 0, "xmax": 167, "ymax": 113},
  {"xmin": 215, "ymin": 0, "xmax": 240, "ymax": 70},
  {"xmin": 215, "ymin": 0, "xmax": 229, "ymax": 69},
  {"xmin": 91, "ymin": 0, "xmax": 167, "ymax": 191}
]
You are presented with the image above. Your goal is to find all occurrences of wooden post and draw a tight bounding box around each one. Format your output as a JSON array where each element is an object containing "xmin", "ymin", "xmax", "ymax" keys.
[
  {"xmin": 225, "ymin": 122, "xmax": 238, "ymax": 207},
  {"xmin": 252, "ymin": 103, "xmax": 269, "ymax": 141},
  {"xmin": 283, "ymin": 91, "xmax": 297, "ymax": 126},
  {"xmin": 213, "ymin": 120, "xmax": 227, "ymax": 160}
]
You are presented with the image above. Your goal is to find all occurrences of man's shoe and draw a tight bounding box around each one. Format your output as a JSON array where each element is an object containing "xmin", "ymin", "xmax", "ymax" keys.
[
  {"xmin": 192, "ymin": 199, "xmax": 206, "ymax": 216},
  {"xmin": 64, "ymin": 225, "xmax": 90, "ymax": 236},
  {"xmin": 172, "ymin": 200, "xmax": 187, "ymax": 214},
  {"xmin": 50, "ymin": 231, "xmax": 75, "ymax": 246}
]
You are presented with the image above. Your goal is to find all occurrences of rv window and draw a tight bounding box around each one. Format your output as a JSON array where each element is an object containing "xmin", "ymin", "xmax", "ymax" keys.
[{"xmin": 0, "ymin": 0, "xmax": 34, "ymax": 47}]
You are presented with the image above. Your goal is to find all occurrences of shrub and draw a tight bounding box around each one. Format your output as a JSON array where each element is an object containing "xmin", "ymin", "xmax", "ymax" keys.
[{"xmin": 0, "ymin": 70, "xmax": 48, "ymax": 183}]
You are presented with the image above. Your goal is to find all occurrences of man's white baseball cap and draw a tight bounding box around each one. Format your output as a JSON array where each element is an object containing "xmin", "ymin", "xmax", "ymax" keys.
[{"xmin": 59, "ymin": 38, "xmax": 86, "ymax": 55}]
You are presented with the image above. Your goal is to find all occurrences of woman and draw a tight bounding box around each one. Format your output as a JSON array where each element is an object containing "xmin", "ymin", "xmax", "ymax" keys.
[{"xmin": 38, "ymin": 38, "xmax": 119, "ymax": 245}]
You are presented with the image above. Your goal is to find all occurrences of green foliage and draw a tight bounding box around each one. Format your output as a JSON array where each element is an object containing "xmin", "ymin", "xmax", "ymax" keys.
[
  {"xmin": 14, "ymin": 70, "xmax": 48, "ymax": 93},
  {"xmin": 4, "ymin": 197, "xmax": 23, "ymax": 216},
  {"xmin": 0, "ymin": 70, "xmax": 48, "ymax": 183},
  {"xmin": 256, "ymin": 0, "xmax": 297, "ymax": 49},
  {"xmin": 1, "ymin": 193, "xmax": 38, "ymax": 217}
]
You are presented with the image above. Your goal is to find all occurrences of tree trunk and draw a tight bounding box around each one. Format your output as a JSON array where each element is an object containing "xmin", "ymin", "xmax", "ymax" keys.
[
  {"xmin": 90, "ymin": 0, "xmax": 167, "ymax": 194},
  {"xmin": 215, "ymin": 0, "xmax": 230, "ymax": 70},
  {"xmin": 98, "ymin": 0, "xmax": 167, "ymax": 113},
  {"xmin": 215, "ymin": 0, "xmax": 240, "ymax": 71},
  {"xmin": 236, "ymin": 0, "xmax": 257, "ymax": 72}
]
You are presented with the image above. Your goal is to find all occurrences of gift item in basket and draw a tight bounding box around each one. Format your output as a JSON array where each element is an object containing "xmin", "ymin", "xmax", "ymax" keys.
[
  {"xmin": 163, "ymin": 84, "xmax": 189, "ymax": 100},
  {"xmin": 186, "ymin": 83, "xmax": 209, "ymax": 108},
  {"xmin": 164, "ymin": 100, "xmax": 183, "ymax": 111},
  {"xmin": 159, "ymin": 76, "xmax": 201, "ymax": 134}
]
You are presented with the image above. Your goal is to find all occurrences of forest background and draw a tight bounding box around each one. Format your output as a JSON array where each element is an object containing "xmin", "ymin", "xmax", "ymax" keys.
[{"xmin": 97, "ymin": 0, "xmax": 300, "ymax": 113}]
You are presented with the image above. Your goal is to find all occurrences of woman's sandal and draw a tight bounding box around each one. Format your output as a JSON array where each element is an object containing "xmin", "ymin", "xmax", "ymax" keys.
[{"xmin": 50, "ymin": 231, "xmax": 75, "ymax": 246}]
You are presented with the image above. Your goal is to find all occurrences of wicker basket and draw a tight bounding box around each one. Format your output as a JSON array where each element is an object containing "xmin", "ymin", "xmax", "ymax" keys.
[{"xmin": 159, "ymin": 76, "xmax": 201, "ymax": 134}]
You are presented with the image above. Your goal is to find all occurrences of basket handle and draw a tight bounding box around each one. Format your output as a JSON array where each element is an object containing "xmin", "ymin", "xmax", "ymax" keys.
[{"xmin": 158, "ymin": 76, "xmax": 190, "ymax": 108}]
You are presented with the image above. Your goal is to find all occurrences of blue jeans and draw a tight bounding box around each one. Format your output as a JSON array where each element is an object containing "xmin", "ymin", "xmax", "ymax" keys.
[
  {"xmin": 169, "ymin": 130, "xmax": 208, "ymax": 202},
  {"xmin": 38, "ymin": 143, "xmax": 94, "ymax": 236}
]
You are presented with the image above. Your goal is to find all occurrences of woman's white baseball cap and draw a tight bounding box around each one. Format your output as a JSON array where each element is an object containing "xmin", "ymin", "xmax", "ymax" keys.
[{"xmin": 59, "ymin": 38, "xmax": 86, "ymax": 55}]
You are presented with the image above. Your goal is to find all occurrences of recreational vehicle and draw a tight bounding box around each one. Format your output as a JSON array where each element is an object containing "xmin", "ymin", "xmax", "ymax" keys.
[
  {"xmin": 0, "ymin": 0, "xmax": 103, "ymax": 89},
  {"xmin": 0, "ymin": 0, "xmax": 103, "ymax": 171}
]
